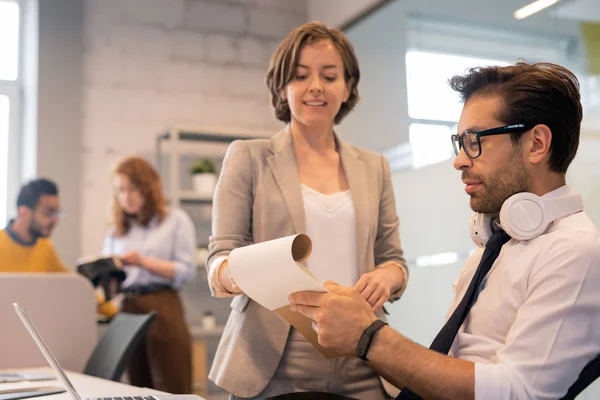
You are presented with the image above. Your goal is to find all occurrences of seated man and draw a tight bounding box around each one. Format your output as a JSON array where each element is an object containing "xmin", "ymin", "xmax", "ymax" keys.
[
  {"xmin": 290, "ymin": 62, "xmax": 600, "ymax": 399},
  {"xmin": 0, "ymin": 178, "xmax": 67, "ymax": 272}
]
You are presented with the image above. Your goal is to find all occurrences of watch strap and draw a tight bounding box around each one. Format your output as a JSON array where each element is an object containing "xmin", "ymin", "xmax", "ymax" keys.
[{"xmin": 356, "ymin": 319, "xmax": 388, "ymax": 361}]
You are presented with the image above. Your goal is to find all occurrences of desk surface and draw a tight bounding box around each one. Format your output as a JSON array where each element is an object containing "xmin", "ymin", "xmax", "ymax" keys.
[{"xmin": 0, "ymin": 367, "xmax": 167, "ymax": 399}]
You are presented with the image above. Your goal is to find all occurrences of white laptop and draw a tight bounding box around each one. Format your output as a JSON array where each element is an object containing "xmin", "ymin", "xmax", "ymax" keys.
[{"xmin": 13, "ymin": 303, "xmax": 205, "ymax": 400}]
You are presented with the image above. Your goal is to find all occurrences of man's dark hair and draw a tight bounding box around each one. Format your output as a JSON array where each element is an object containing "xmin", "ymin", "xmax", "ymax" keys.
[
  {"xmin": 17, "ymin": 178, "xmax": 59, "ymax": 209},
  {"xmin": 449, "ymin": 61, "xmax": 582, "ymax": 174}
]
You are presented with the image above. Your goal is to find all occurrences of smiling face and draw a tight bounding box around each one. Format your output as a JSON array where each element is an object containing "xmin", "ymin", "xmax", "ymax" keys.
[
  {"xmin": 453, "ymin": 94, "xmax": 530, "ymax": 213},
  {"xmin": 282, "ymin": 39, "xmax": 351, "ymax": 130}
]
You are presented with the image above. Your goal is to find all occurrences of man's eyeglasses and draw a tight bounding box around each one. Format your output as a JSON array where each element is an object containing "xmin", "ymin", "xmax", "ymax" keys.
[
  {"xmin": 451, "ymin": 124, "xmax": 534, "ymax": 159},
  {"xmin": 42, "ymin": 209, "xmax": 64, "ymax": 220}
]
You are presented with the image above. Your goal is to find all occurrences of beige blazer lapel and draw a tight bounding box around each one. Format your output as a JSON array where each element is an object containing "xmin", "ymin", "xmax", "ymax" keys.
[
  {"xmin": 266, "ymin": 127, "xmax": 306, "ymax": 234},
  {"xmin": 338, "ymin": 136, "xmax": 371, "ymax": 275}
]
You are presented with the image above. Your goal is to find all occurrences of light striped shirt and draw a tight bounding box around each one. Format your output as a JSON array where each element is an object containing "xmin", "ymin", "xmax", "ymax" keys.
[{"xmin": 102, "ymin": 208, "xmax": 196, "ymax": 289}]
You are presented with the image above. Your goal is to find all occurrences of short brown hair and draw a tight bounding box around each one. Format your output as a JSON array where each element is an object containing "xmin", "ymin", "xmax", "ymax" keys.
[
  {"xmin": 111, "ymin": 156, "xmax": 167, "ymax": 236},
  {"xmin": 449, "ymin": 62, "xmax": 582, "ymax": 174},
  {"xmin": 266, "ymin": 21, "xmax": 360, "ymax": 125}
]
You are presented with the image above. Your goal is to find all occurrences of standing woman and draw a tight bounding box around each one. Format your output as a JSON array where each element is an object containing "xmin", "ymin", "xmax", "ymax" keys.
[
  {"xmin": 103, "ymin": 156, "xmax": 196, "ymax": 393},
  {"xmin": 206, "ymin": 22, "xmax": 408, "ymax": 399}
]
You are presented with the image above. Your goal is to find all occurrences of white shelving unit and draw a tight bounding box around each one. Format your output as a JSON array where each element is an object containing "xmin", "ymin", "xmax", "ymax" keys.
[
  {"xmin": 156, "ymin": 125, "xmax": 268, "ymax": 207},
  {"xmin": 155, "ymin": 126, "xmax": 267, "ymax": 398},
  {"xmin": 175, "ymin": 190, "xmax": 213, "ymax": 204}
]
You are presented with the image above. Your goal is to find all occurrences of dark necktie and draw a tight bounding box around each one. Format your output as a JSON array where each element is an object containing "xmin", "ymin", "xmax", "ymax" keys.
[{"xmin": 396, "ymin": 229, "xmax": 511, "ymax": 400}]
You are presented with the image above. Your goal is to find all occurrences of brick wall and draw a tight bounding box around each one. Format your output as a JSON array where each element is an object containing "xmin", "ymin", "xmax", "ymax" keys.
[{"xmin": 80, "ymin": 0, "xmax": 307, "ymax": 257}]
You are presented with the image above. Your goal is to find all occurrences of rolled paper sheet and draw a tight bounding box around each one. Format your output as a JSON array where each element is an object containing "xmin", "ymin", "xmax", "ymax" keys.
[
  {"xmin": 228, "ymin": 234, "xmax": 341, "ymax": 358},
  {"xmin": 228, "ymin": 233, "xmax": 325, "ymax": 311}
]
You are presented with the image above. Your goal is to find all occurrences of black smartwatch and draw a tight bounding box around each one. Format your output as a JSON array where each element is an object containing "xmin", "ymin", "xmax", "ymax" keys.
[{"xmin": 356, "ymin": 319, "xmax": 388, "ymax": 361}]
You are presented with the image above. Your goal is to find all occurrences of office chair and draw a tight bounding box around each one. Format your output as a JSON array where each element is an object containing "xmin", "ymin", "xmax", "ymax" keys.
[
  {"xmin": 83, "ymin": 311, "xmax": 157, "ymax": 381},
  {"xmin": 560, "ymin": 354, "xmax": 600, "ymax": 400},
  {"xmin": 266, "ymin": 392, "xmax": 358, "ymax": 400}
]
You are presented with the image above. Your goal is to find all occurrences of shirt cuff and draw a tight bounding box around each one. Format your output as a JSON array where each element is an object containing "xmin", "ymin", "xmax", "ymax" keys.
[
  {"xmin": 172, "ymin": 260, "xmax": 195, "ymax": 288},
  {"xmin": 208, "ymin": 256, "xmax": 236, "ymax": 297},
  {"xmin": 475, "ymin": 362, "xmax": 518, "ymax": 400}
]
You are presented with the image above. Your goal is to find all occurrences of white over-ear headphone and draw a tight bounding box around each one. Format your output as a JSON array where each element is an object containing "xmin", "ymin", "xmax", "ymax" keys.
[{"xmin": 470, "ymin": 192, "xmax": 584, "ymax": 247}]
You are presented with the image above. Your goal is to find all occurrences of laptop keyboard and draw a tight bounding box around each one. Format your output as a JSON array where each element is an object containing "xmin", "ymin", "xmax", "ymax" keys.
[{"xmin": 89, "ymin": 397, "xmax": 158, "ymax": 400}]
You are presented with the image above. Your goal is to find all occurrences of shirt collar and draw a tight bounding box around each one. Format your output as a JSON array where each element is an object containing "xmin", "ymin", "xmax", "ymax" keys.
[
  {"xmin": 129, "ymin": 214, "xmax": 159, "ymax": 229},
  {"xmin": 5, "ymin": 219, "xmax": 37, "ymax": 247},
  {"xmin": 541, "ymin": 184, "xmax": 572, "ymax": 199},
  {"xmin": 492, "ymin": 218, "xmax": 503, "ymax": 233}
]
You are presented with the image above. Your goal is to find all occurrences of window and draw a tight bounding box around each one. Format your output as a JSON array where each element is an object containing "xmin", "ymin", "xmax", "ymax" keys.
[
  {"xmin": 0, "ymin": 0, "xmax": 20, "ymax": 227},
  {"xmin": 0, "ymin": 1, "xmax": 20, "ymax": 81},
  {"xmin": 0, "ymin": 96, "xmax": 8, "ymax": 225},
  {"xmin": 404, "ymin": 17, "xmax": 571, "ymax": 169},
  {"xmin": 406, "ymin": 51, "xmax": 509, "ymax": 169}
]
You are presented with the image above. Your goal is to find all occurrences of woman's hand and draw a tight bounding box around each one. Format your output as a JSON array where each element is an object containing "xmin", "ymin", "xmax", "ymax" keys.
[
  {"xmin": 354, "ymin": 266, "xmax": 402, "ymax": 311},
  {"xmin": 120, "ymin": 251, "xmax": 146, "ymax": 267},
  {"xmin": 217, "ymin": 260, "xmax": 244, "ymax": 295},
  {"xmin": 226, "ymin": 264, "xmax": 244, "ymax": 295},
  {"xmin": 121, "ymin": 252, "xmax": 178, "ymax": 280}
]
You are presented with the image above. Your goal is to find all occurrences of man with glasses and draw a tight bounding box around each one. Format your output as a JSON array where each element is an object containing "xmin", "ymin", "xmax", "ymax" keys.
[
  {"xmin": 289, "ymin": 62, "xmax": 600, "ymax": 400},
  {"xmin": 0, "ymin": 178, "xmax": 67, "ymax": 272}
]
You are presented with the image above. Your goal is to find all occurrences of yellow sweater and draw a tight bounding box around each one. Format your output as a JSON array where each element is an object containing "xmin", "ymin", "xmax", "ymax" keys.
[{"xmin": 0, "ymin": 229, "xmax": 68, "ymax": 273}]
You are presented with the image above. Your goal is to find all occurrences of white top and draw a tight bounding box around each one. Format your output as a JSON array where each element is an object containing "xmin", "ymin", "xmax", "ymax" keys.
[
  {"xmin": 448, "ymin": 186, "xmax": 600, "ymax": 400},
  {"xmin": 301, "ymin": 184, "xmax": 358, "ymax": 287}
]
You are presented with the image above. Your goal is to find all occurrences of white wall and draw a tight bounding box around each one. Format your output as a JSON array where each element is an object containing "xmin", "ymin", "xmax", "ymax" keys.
[
  {"xmin": 31, "ymin": 0, "xmax": 83, "ymax": 268},
  {"xmin": 79, "ymin": 0, "xmax": 306, "ymax": 257},
  {"xmin": 568, "ymin": 138, "xmax": 600, "ymax": 226},
  {"xmin": 340, "ymin": 0, "xmax": 410, "ymax": 152},
  {"xmin": 308, "ymin": 0, "xmax": 381, "ymax": 28},
  {"xmin": 386, "ymin": 158, "xmax": 472, "ymax": 345}
]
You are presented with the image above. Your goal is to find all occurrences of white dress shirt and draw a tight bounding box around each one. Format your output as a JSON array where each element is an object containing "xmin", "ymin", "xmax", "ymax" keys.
[{"xmin": 448, "ymin": 185, "xmax": 600, "ymax": 399}]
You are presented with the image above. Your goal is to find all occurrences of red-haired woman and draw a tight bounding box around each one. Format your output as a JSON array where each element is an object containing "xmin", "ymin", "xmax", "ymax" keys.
[{"xmin": 102, "ymin": 156, "xmax": 196, "ymax": 393}]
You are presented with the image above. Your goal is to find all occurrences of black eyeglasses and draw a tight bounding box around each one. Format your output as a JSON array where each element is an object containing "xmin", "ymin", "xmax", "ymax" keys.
[{"xmin": 451, "ymin": 124, "xmax": 534, "ymax": 159}]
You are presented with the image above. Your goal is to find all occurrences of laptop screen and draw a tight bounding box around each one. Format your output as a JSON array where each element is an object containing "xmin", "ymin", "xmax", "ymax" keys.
[{"xmin": 13, "ymin": 303, "xmax": 83, "ymax": 400}]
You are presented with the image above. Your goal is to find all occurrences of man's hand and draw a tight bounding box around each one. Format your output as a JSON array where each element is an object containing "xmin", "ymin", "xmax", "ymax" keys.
[
  {"xmin": 120, "ymin": 251, "xmax": 146, "ymax": 267},
  {"xmin": 289, "ymin": 281, "xmax": 378, "ymax": 354},
  {"xmin": 354, "ymin": 267, "xmax": 398, "ymax": 311}
]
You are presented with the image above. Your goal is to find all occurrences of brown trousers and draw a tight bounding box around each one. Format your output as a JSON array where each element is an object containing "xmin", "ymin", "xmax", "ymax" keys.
[{"xmin": 121, "ymin": 289, "xmax": 192, "ymax": 394}]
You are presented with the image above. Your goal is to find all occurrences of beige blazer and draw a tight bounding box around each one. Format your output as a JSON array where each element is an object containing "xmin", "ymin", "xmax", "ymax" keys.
[{"xmin": 207, "ymin": 126, "xmax": 407, "ymax": 398}]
